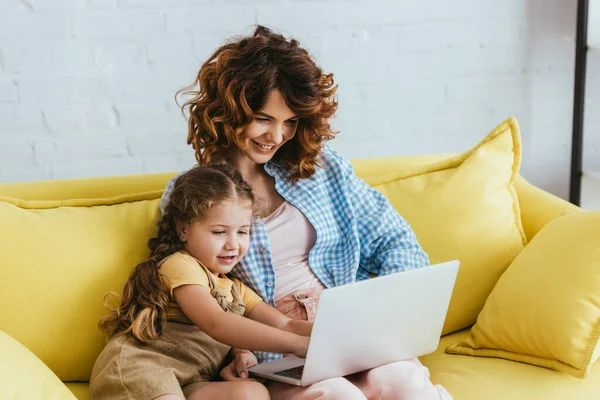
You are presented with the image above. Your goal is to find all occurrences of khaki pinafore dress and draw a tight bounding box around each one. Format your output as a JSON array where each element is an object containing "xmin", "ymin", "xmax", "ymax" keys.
[{"xmin": 89, "ymin": 263, "xmax": 246, "ymax": 400}]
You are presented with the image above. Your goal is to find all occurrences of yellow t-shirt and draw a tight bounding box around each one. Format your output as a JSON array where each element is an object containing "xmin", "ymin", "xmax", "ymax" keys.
[{"xmin": 159, "ymin": 252, "xmax": 262, "ymax": 319}]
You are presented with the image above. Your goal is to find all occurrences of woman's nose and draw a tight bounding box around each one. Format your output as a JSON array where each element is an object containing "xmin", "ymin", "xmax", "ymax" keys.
[{"xmin": 267, "ymin": 124, "xmax": 284, "ymax": 144}]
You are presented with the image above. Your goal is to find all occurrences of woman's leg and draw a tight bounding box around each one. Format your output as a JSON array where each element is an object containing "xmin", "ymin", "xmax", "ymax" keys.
[
  {"xmin": 268, "ymin": 377, "xmax": 367, "ymax": 400},
  {"xmin": 186, "ymin": 381, "xmax": 270, "ymax": 400},
  {"xmin": 347, "ymin": 358, "xmax": 453, "ymax": 400}
]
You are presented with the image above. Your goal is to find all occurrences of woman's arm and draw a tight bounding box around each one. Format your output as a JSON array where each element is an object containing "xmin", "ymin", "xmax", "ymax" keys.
[
  {"xmin": 174, "ymin": 284, "xmax": 309, "ymax": 357},
  {"xmin": 246, "ymin": 301, "xmax": 313, "ymax": 337},
  {"xmin": 325, "ymin": 146, "xmax": 430, "ymax": 276}
]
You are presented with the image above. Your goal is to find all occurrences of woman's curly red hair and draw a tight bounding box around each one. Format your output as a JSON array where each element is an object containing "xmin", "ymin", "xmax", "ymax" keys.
[{"xmin": 177, "ymin": 25, "xmax": 338, "ymax": 180}]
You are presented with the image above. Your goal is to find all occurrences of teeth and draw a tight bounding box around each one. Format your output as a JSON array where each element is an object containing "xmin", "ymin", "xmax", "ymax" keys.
[{"xmin": 256, "ymin": 142, "xmax": 274, "ymax": 150}]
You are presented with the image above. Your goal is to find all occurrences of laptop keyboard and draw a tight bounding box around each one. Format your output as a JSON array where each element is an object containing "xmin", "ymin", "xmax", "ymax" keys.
[{"xmin": 273, "ymin": 365, "xmax": 305, "ymax": 379}]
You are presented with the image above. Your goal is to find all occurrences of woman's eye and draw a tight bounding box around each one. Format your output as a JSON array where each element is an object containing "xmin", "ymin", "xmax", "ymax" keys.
[
  {"xmin": 286, "ymin": 120, "xmax": 298, "ymax": 126},
  {"xmin": 255, "ymin": 117, "xmax": 269, "ymax": 123}
]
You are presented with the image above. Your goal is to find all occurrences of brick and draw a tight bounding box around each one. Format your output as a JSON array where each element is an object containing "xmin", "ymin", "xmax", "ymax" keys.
[
  {"xmin": 34, "ymin": 134, "xmax": 128, "ymax": 164},
  {"xmin": 342, "ymin": 1, "xmax": 429, "ymax": 25},
  {"xmin": 88, "ymin": 0, "xmax": 117, "ymax": 8},
  {"xmin": 193, "ymin": 36, "xmax": 228, "ymax": 64},
  {"xmin": 147, "ymin": 38, "xmax": 198, "ymax": 72},
  {"xmin": 0, "ymin": 165, "xmax": 52, "ymax": 183},
  {"xmin": 118, "ymin": 0, "xmax": 210, "ymax": 7},
  {"xmin": 445, "ymin": 75, "xmax": 528, "ymax": 104},
  {"xmin": 3, "ymin": 41, "xmax": 95, "ymax": 74},
  {"xmin": 25, "ymin": 0, "xmax": 88, "ymax": 10},
  {"xmin": 111, "ymin": 72, "xmax": 184, "ymax": 101},
  {"xmin": 41, "ymin": 104, "xmax": 115, "ymax": 135},
  {"xmin": 116, "ymin": 102, "xmax": 186, "ymax": 130},
  {"xmin": 166, "ymin": 7, "xmax": 254, "ymax": 35},
  {"xmin": 96, "ymin": 41, "xmax": 150, "ymax": 72},
  {"xmin": 72, "ymin": 10, "xmax": 165, "ymax": 38},
  {"xmin": 0, "ymin": 134, "xmax": 34, "ymax": 167},
  {"xmin": 257, "ymin": 3, "xmax": 344, "ymax": 29},
  {"xmin": 0, "ymin": 14, "xmax": 71, "ymax": 39},
  {"xmin": 428, "ymin": 0, "xmax": 525, "ymax": 20},
  {"xmin": 126, "ymin": 131, "xmax": 189, "ymax": 157},
  {"xmin": 18, "ymin": 75, "xmax": 110, "ymax": 103},
  {"xmin": 140, "ymin": 155, "xmax": 196, "ymax": 174},
  {"xmin": 51, "ymin": 157, "xmax": 143, "ymax": 180},
  {"xmin": 0, "ymin": 78, "xmax": 17, "ymax": 102},
  {"xmin": 0, "ymin": 0, "xmax": 21, "ymax": 11},
  {"xmin": 0, "ymin": 106, "xmax": 44, "ymax": 133}
]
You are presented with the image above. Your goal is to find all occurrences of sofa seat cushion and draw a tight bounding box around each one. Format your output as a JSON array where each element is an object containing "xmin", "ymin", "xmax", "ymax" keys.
[
  {"xmin": 66, "ymin": 329, "xmax": 600, "ymax": 400},
  {"xmin": 422, "ymin": 330, "xmax": 600, "ymax": 400},
  {"xmin": 64, "ymin": 383, "xmax": 88, "ymax": 400}
]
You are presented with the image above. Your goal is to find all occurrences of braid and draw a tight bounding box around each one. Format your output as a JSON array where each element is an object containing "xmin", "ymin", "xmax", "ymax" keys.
[{"xmin": 98, "ymin": 212, "xmax": 184, "ymax": 343}]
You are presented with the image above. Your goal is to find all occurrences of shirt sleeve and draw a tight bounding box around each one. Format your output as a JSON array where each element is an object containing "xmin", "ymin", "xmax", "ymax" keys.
[
  {"xmin": 159, "ymin": 254, "xmax": 210, "ymax": 297},
  {"xmin": 233, "ymin": 278, "xmax": 263, "ymax": 315},
  {"xmin": 324, "ymin": 146, "xmax": 430, "ymax": 276}
]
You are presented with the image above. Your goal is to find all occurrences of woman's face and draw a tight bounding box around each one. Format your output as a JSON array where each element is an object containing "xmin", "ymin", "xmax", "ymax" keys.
[{"xmin": 237, "ymin": 89, "xmax": 299, "ymax": 165}]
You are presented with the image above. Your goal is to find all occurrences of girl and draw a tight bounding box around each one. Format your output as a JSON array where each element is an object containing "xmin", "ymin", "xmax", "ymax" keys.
[
  {"xmin": 162, "ymin": 25, "xmax": 452, "ymax": 400},
  {"xmin": 90, "ymin": 164, "xmax": 312, "ymax": 400}
]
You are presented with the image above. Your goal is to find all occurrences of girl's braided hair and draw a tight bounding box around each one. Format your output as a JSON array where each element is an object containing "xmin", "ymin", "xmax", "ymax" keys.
[{"xmin": 99, "ymin": 163, "xmax": 254, "ymax": 343}]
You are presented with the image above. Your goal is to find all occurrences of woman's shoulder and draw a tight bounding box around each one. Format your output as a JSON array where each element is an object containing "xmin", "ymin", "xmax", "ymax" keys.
[{"xmin": 316, "ymin": 144, "xmax": 355, "ymax": 179}]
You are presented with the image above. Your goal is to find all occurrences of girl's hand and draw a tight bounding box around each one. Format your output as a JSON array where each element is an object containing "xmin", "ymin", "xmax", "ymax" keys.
[
  {"xmin": 293, "ymin": 336, "xmax": 310, "ymax": 359},
  {"xmin": 220, "ymin": 350, "xmax": 258, "ymax": 381}
]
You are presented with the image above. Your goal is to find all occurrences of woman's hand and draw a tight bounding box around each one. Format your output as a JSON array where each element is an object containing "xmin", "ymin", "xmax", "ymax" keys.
[
  {"xmin": 220, "ymin": 350, "xmax": 258, "ymax": 381},
  {"xmin": 293, "ymin": 336, "xmax": 310, "ymax": 359}
]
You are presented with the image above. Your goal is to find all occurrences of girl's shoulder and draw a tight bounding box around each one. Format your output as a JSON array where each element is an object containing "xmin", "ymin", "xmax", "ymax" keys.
[{"xmin": 159, "ymin": 251, "xmax": 201, "ymax": 271}]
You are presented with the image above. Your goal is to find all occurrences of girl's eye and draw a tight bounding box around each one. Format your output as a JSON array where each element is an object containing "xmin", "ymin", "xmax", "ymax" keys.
[
  {"xmin": 238, "ymin": 231, "xmax": 249, "ymax": 235},
  {"xmin": 212, "ymin": 231, "xmax": 226, "ymax": 235}
]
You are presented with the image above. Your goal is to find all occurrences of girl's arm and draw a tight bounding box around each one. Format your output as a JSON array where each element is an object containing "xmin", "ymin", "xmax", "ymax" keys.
[
  {"xmin": 246, "ymin": 301, "xmax": 313, "ymax": 337},
  {"xmin": 174, "ymin": 284, "xmax": 309, "ymax": 357}
]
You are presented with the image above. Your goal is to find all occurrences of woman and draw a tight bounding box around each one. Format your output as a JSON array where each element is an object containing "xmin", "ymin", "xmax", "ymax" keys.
[{"xmin": 161, "ymin": 25, "xmax": 451, "ymax": 400}]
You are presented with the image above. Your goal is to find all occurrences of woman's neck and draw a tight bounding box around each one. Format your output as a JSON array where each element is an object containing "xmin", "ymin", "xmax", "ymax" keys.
[{"xmin": 228, "ymin": 150, "xmax": 267, "ymax": 181}]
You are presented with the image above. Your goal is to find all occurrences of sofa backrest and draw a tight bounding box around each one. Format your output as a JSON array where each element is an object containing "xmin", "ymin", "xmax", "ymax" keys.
[{"xmin": 0, "ymin": 154, "xmax": 579, "ymax": 382}]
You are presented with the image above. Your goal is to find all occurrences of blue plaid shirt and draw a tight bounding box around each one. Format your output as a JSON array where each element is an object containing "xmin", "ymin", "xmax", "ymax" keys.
[{"xmin": 160, "ymin": 146, "xmax": 429, "ymax": 363}]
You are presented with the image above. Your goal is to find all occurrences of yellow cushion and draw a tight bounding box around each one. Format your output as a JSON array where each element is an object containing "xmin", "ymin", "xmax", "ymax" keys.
[
  {"xmin": 422, "ymin": 329, "xmax": 600, "ymax": 400},
  {"xmin": 361, "ymin": 117, "xmax": 526, "ymax": 334},
  {"xmin": 446, "ymin": 211, "xmax": 600, "ymax": 378},
  {"xmin": 0, "ymin": 172, "xmax": 176, "ymax": 202},
  {"xmin": 0, "ymin": 329, "xmax": 76, "ymax": 400},
  {"xmin": 0, "ymin": 193, "xmax": 163, "ymax": 381}
]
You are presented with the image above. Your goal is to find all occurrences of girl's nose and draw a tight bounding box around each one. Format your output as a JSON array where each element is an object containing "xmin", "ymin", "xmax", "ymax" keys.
[{"xmin": 224, "ymin": 237, "xmax": 239, "ymax": 251}]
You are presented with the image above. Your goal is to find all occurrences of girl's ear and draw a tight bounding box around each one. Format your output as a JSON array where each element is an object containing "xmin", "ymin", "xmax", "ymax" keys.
[{"xmin": 176, "ymin": 222, "xmax": 188, "ymax": 243}]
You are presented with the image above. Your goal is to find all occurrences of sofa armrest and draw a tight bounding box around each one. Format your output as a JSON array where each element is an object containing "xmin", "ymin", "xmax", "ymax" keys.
[
  {"xmin": 0, "ymin": 330, "xmax": 76, "ymax": 400},
  {"xmin": 514, "ymin": 175, "xmax": 582, "ymax": 242}
]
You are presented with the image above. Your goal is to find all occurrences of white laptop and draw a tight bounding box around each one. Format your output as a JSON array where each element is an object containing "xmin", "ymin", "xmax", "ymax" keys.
[{"xmin": 249, "ymin": 260, "xmax": 459, "ymax": 386}]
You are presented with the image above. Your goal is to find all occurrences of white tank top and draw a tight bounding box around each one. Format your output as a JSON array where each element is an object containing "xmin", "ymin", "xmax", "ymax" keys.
[{"xmin": 262, "ymin": 201, "xmax": 325, "ymax": 301}]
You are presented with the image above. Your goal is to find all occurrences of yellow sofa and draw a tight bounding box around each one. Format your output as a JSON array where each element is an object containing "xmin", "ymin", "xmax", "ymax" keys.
[{"xmin": 0, "ymin": 149, "xmax": 598, "ymax": 400}]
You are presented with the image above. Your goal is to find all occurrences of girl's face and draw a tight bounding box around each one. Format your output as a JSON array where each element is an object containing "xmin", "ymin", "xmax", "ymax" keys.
[
  {"xmin": 236, "ymin": 89, "xmax": 299, "ymax": 165},
  {"xmin": 180, "ymin": 199, "xmax": 253, "ymax": 276}
]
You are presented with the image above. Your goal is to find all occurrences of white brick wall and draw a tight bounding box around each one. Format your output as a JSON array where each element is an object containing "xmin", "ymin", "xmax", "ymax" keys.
[{"xmin": 0, "ymin": 0, "xmax": 587, "ymax": 200}]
